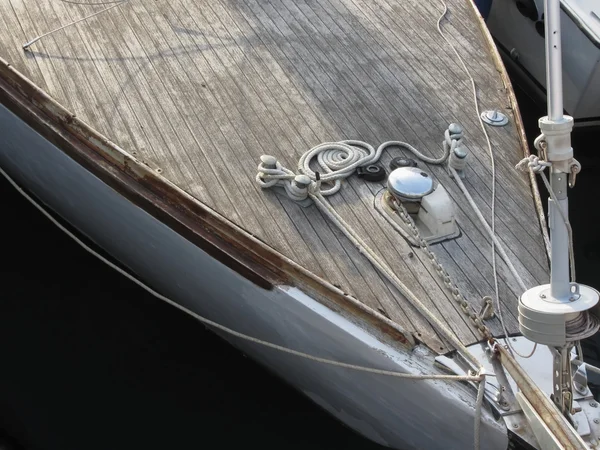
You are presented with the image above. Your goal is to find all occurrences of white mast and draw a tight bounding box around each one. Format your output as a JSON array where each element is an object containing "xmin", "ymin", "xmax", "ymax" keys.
[
  {"xmin": 544, "ymin": 0, "xmax": 571, "ymax": 302},
  {"xmin": 518, "ymin": 0, "xmax": 599, "ymax": 418}
]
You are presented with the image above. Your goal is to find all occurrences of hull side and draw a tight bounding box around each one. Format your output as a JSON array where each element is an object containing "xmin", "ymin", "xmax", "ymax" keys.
[
  {"xmin": 487, "ymin": 0, "xmax": 600, "ymax": 122},
  {"xmin": 0, "ymin": 104, "xmax": 508, "ymax": 449}
]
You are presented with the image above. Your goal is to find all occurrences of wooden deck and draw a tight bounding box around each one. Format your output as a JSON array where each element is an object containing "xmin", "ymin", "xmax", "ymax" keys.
[{"xmin": 0, "ymin": 0, "xmax": 549, "ymax": 350}]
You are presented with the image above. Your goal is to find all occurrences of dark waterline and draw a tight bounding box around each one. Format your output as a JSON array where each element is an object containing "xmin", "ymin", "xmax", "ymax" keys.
[{"xmin": 1, "ymin": 85, "xmax": 600, "ymax": 450}]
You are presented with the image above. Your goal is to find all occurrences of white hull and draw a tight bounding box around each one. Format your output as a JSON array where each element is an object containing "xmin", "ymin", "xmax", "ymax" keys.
[
  {"xmin": 0, "ymin": 104, "xmax": 508, "ymax": 448},
  {"xmin": 486, "ymin": 0, "xmax": 600, "ymax": 124}
]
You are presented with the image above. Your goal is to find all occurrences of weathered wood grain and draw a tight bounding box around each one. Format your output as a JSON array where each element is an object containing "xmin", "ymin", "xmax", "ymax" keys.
[{"xmin": 0, "ymin": 0, "xmax": 549, "ymax": 349}]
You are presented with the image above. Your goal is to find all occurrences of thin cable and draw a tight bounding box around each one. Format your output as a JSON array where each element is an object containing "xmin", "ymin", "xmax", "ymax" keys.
[
  {"xmin": 515, "ymin": 159, "xmax": 597, "ymax": 339},
  {"xmin": 22, "ymin": 0, "xmax": 129, "ymax": 50},
  {"xmin": 538, "ymin": 171, "xmax": 576, "ymax": 282},
  {"xmin": 0, "ymin": 163, "xmax": 484, "ymax": 383},
  {"xmin": 474, "ymin": 374, "xmax": 486, "ymax": 450},
  {"xmin": 259, "ymin": 151, "xmax": 486, "ymax": 367},
  {"xmin": 58, "ymin": 0, "xmax": 124, "ymax": 5},
  {"xmin": 450, "ymin": 167, "xmax": 537, "ymax": 358},
  {"xmin": 436, "ymin": 2, "xmax": 536, "ymax": 358}
]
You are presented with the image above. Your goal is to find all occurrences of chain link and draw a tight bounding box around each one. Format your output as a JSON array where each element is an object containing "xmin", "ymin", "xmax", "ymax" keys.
[{"xmin": 395, "ymin": 201, "xmax": 493, "ymax": 339}]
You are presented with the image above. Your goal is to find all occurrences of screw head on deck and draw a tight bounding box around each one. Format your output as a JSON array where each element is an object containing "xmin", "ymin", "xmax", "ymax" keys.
[{"xmin": 481, "ymin": 110, "xmax": 509, "ymax": 127}]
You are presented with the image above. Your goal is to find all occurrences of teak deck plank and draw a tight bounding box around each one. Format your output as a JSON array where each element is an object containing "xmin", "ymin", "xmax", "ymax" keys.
[{"xmin": 0, "ymin": 0, "xmax": 549, "ymax": 349}]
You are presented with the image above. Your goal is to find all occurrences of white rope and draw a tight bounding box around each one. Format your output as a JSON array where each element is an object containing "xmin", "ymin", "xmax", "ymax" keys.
[
  {"xmin": 514, "ymin": 156, "xmax": 599, "ymax": 340},
  {"xmin": 0, "ymin": 163, "xmax": 485, "ymax": 383},
  {"xmin": 257, "ymin": 138, "xmax": 452, "ymax": 198},
  {"xmin": 516, "ymin": 155, "xmax": 577, "ymax": 282},
  {"xmin": 565, "ymin": 312, "xmax": 600, "ymax": 342},
  {"xmin": 435, "ymin": 1, "xmax": 540, "ymax": 362},
  {"xmin": 22, "ymin": 0, "xmax": 129, "ymax": 50},
  {"xmin": 449, "ymin": 166, "xmax": 538, "ymax": 358},
  {"xmin": 449, "ymin": 167, "xmax": 527, "ymax": 293},
  {"xmin": 257, "ymin": 148, "xmax": 485, "ymax": 371},
  {"xmin": 436, "ymin": 0, "xmax": 503, "ymax": 352},
  {"xmin": 539, "ymin": 171, "xmax": 577, "ymax": 282}
]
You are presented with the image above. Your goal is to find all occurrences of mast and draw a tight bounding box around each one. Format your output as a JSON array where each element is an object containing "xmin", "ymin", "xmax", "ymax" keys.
[
  {"xmin": 518, "ymin": 0, "xmax": 599, "ymax": 419},
  {"xmin": 544, "ymin": 0, "xmax": 570, "ymax": 302}
]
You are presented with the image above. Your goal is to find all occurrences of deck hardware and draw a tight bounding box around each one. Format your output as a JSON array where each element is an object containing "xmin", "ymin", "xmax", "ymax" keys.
[
  {"xmin": 481, "ymin": 110, "xmax": 509, "ymax": 126},
  {"xmin": 572, "ymin": 363, "xmax": 589, "ymax": 395},
  {"xmin": 387, "ymin": 167, "xmax": 434, "ymax": 202},
  {"xmin": 487, "ymin": 384, "xmax": 511, "ymax": 411},
  {"xmin": 517, "ymin": 0, "xmax": 600, "ymax": 428},
  {"xmin": 449, "ymin": 141, "xmax": 468, "ymax": 179},
  {"xmin": 293, "ymin": 174, "xmax": 311, "ymax": 189},
  {"xmin": 389, "ymin": 157, "xmax": 417, "ymax": 171},
  {"xmin": 357, "ymin": 164, "xmax": 386, "ymax": 182},
  {"xmin": 478, "ymin": 296, "xmax": 495, "ymax": 320}
]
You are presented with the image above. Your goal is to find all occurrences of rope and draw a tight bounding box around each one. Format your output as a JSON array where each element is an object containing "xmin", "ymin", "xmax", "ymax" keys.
[
  {"xmin": 257, "ymin": 149, "xmax": 488, "ymax": 372},
  {"xmin": 434, "ymin": 1, "xmax": 540, "ymax": 360},
  {"xmin": 515, "ymin": 156, "xmax": 599, "ymax": 343},
  {"xmin": 435, "ymin": 0, "xmax": 503, "ymax": 357},
  {"xmin": 516, "ymin": 155, "xmax": 576, "ymax": 282},
  {"xmin": 22, "ymin": 0, "xmax": 129, "ymax": 50},
  {"xmin": 449, "ymin": 167, "xmax": 527, "ymax": 293},
  {"xmin": 257, "ymin": 137, "xmax": 453, "ymax": 198},
  {"xmin": 448, "ymin": 165, "xmax": 537, "ymax": 358},
  {"xmin": 565, "ymin": 312, "xmax": 600, "ymax": 342},
  {"xmin": 0, "ymin": 163, "xmax": 486, "ymax": 383}
]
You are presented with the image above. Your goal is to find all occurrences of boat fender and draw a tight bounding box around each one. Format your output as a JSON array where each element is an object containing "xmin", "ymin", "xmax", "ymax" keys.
[{"xmin": 357, "ymin": 164, "xmax": 386, "ymax": 182}]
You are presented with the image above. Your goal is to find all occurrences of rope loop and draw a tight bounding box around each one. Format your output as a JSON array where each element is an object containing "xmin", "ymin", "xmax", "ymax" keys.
[{"xmin": 515, "ymin": 154, "xmax": 552, "ymax": 174}]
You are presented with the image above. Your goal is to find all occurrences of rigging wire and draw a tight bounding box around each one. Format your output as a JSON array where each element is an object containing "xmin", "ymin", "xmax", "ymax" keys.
[{"xmin": 435, "ymin": 0, "xmax": 537, "ymax": 359}]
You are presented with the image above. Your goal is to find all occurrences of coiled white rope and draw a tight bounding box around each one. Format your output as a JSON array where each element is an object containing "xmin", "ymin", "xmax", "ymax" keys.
[
  {"xmin": 258, "ymin": 134, "xmax": 454, "ymax": 198},
  {"xmin": 0, "ymin": 163, "xmax": 486, "ymax": 384},
  {"xmin": 565, "ymin": 312, "xmax": 600, "ymax": 342}
]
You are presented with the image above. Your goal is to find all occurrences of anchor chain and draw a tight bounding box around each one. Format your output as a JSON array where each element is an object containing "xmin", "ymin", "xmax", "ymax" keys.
[{"xmin": 394, "ymin": 200, "xmax": 493, "ymax": 339}]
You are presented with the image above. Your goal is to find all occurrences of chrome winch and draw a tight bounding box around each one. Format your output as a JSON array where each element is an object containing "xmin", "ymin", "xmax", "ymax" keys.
[{"xmin": 376, "ymin": 164, "xmax": 460, "ymax": 246}]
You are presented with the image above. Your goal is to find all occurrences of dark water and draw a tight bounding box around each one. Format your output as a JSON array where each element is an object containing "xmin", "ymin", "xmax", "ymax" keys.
[
  {"xmin": 0, "ymin": 184, "xmax": 390, "ymax": 450},
  {"xmin": 1, "ymin": 86, "xmax": 599, "ymax": 450}
]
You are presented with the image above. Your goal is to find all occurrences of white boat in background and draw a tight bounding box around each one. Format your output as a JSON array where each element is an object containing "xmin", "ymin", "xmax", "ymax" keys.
[{"xmin": 484, "ymin": 0, "xmax": 600, "ymax": 126}]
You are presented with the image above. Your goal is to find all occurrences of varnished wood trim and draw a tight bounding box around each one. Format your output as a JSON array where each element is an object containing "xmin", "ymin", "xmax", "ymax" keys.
[{"xmin": 0, "ymin": 58, "xmax": 415, "ymax": 348}]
